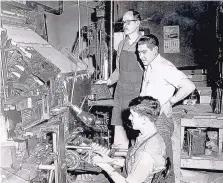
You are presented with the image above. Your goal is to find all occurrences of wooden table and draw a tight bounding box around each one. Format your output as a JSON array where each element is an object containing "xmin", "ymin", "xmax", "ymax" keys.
[{"xmin": 173, "ymin": 104, "xmax": 223, "ymax": 182}]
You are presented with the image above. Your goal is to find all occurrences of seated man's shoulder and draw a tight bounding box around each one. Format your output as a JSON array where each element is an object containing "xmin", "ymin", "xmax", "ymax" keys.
[{"xmin": 144, "ymin": 134, "xmax": 166, "ymax": 154}]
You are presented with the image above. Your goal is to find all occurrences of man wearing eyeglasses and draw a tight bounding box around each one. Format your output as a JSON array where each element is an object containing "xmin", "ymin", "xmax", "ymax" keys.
[{"xmin": 96, "ymin": 9, "xmax": 144, "ymax": 149}]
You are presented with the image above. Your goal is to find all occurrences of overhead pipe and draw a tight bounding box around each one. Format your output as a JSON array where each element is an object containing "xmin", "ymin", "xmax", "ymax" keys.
[{"xmin": 27, "ymin": 1, "xmax": 63, "ymax": 15}]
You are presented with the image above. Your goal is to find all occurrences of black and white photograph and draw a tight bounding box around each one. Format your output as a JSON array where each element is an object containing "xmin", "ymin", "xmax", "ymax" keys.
[{"xmin": 1, "ymin": 1, "xmax": 223, "ymax": 183}]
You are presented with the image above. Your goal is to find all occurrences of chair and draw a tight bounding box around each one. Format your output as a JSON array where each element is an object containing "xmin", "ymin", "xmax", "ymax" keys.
[{"xmin": 151, "ymin": 157, "xmax": 172, "ymax": 183}]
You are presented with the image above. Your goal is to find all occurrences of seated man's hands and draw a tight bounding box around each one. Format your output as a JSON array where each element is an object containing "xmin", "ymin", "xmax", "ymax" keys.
[
  {"xmin": 91, "ymin": 142, "xmax": 110, "ymax": 155},
  {"xmin": 91, "ymin": 143, "xmax": 125, "ymax": 169},
  {"xmin": 93, "ymin": 150, "xmax": 114, "ymax": 164},
  {"xmin": 92, "ymin": 154, "xmax": 107, "ymax": 166},
  {"xmin": 91, "ymin": 154, "xmax": 115, "ymax": 173},
  {"xmin": 91, "ymin": 151, "xmax": 111, "ymax": 172},
  {"xmin": 91, "ymin": 143, "xmax": 113, "ymax": 163}
]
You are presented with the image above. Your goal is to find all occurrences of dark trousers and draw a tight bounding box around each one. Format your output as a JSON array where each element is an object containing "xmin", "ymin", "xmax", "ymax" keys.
[{"xmin": 155, "ymin": 113, "xmax": 175, "ymax": 183}]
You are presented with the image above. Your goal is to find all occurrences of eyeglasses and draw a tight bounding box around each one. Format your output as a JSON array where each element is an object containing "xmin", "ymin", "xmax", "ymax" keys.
[{"xmin": 122, "ymin": 20, "xmax": 138, "ymax": 25}]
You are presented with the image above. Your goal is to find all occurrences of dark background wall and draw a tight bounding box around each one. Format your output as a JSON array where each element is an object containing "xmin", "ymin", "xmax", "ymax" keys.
[{"xmin": 114, "ymin": 1, "xmax": 219, "ymax": 69}]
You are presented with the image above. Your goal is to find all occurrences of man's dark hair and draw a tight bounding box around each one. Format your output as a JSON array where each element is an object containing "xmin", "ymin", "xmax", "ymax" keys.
[
  {"xmin": 137, "ymin": 34, "xmax": 159, "ymax": 50},
  {"xmin": 128, "ymin": 9, "xmax": 141, "ymax": 21},
  {"xmin": 129, "ymin": 96, "xmax": 161, "ymax": 122}
]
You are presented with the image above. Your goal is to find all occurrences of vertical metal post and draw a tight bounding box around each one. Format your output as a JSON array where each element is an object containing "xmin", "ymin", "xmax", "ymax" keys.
[
  {"xmin": 48, "ymin": 169, "xmax": 54, "ymax": 183},
  {"xmin": 109, "ymin": 0, "xmax": 113, "ymax": 75},
  {"xmin": 52, "ymin": 132, "xmax": 58, "ymax": 183},
  {"xmin": 78, "ymin": 0, "xmax": 81, "ymax": 60},
  {"xmin": 52, "ymin": 122, "xmax": 67, "ymax": 183}
]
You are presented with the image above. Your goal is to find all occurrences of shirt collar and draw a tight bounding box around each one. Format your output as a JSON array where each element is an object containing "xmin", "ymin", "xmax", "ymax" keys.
[
  {"xmin": 146, "ymin": 54, "xmax": 161, "ymax": 70},
  {"xmin": 136, "ymin": 132, "xmax": 158, "ymax": 144},
  {"xmin": 126, "ymin": 32, "xmax": 143, "ymax": 44}
]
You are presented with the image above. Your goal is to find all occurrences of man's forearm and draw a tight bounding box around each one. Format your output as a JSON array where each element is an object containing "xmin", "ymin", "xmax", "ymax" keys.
[
  {"xmin": 100, "ymin": 164, "xmax": 126, "ymax": 183},
  {"xmin": 108, "ymin": 68, "xmax": 119, "ymax": 85},
  {"xmin": 170, "ymin": 89, "xmax": 190, "ymax": 105},
  {"xmin": 169, "ymin": 80, "xmax": 195, "ymax": 105}
]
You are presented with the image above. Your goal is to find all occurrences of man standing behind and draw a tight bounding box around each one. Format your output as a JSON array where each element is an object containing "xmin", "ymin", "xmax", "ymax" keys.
[
  {"xmin": 138, "ymin": 35, "xmax": 195, "ymax": 117},
  {"xmin": 137, "ymin": 34, "xmax": 195, "ymax": 182},
  {"xmin": 96, "ymin": 10, "xmax": 144, "ymax": 149}
]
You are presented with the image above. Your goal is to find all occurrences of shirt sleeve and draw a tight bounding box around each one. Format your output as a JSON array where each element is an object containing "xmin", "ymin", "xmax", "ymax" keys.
[
  {"xmin": 125, "ymin": 151, "xmax": 155, "ymax": 183},
  {"xmin": 160, "ymin": 63, "xmax": 188, "ymax": 89},
  {"xmin": 109, "ymin": 68, "xmax": 119, "ymax": 85}
]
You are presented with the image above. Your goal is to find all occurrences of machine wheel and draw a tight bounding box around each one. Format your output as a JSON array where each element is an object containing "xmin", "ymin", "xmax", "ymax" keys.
[{"xmin": 66, "ymin": 150, "xmax": 81, "ymax": 171}]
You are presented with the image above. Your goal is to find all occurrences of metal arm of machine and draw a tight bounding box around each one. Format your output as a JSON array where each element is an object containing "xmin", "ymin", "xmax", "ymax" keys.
[{"xmin": 65, "ymin": 102, "xmax": 96, "ymax": 127}]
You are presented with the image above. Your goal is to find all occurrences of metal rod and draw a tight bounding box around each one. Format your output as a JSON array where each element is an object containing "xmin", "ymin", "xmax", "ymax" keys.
[
  {"xmin": 70, "ymin": 76, "xmax": 75, "ymax": 103},
  {"xmin": 86, "ymin": 0, "xmax": 90, "ymax": 62},
  {"xmin": 1, "ymin": 35, "xmax": 8, "ymax": 101},
  {"xmin": 39, "ymin": 164, "xmax": 55, "ymax": 170},
  {"xmin": 99, "ymin": 29, "xmax": 102, "ymax": 79},
  {"xmin": 107, "ymin": 128, "xmax": 110, "ymax": 147},
  {"xmin": 78, "ymin": 0, "xmax": 81, "ymax": 66},
  {"xmin": 110, "ymin": 0, "xmax": 114, "ymax": 75},
  {"xmin": 71, "ymin": 0, "xmax": 82, "ymax": 102},
  {"xmin": 80, "ymin": 96, "xmax": 87, "ymax": 109},
  {"xmin": 95, "ymin": 22, "xmax": 99, "ymax": 80},
  {"xmin": 48, "ymin": 169, "xmax": 54, "ymax": 183},
  {"xmin": 53, "ymin": 133, "xmax": 59, "ymax": 183},
  {"xmin": 70, "ymin": 52, "xmax": 88, "ymax": 69},
  {"xmin": 66, "ymin": 145, "xmax": 91, "ymax": 150},
  {"xmin": 66, "ymin": 145, "xmax": 128, "ymax": 153}
]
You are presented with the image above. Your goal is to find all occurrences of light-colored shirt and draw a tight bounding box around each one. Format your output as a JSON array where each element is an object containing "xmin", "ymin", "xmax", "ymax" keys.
[
  {"xmin": 140, "ymin": 54, "xmax": 188, "ymax": 106},
  {"xmin": 125, "ymin": 133, "xmax": 166, "ymax": 183}
]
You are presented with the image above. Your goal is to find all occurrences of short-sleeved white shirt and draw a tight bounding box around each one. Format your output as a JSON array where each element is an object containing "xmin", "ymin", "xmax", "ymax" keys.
[{"xmin": 140, "ymin": 54, "xmax": 188, "ymax": 106}]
